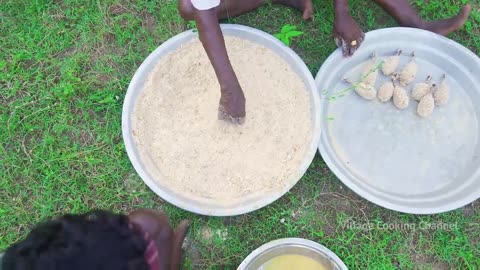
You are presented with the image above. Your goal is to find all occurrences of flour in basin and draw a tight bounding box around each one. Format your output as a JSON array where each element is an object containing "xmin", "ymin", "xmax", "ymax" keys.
[{"xmin": 132, "ymin": 37, "xmax": 312, "ymax": 202}]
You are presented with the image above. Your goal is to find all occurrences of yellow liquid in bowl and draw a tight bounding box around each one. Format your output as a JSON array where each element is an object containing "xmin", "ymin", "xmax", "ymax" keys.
[{"xmin": 259, "ymin": 254, "xmax": 330, "ymax": 270}]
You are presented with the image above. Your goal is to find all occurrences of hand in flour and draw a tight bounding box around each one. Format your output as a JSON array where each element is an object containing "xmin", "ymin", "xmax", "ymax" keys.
[
  {"xmin": 179, "ymin": 5, "xmax": 246, "ymax": 124},
  {"xmin": 219, "ymin": 83, "xmax": 246, "ymax": 124},
  {"xmin": 178, "ymin": 0, "xmax": 317, "ymax": 124}
]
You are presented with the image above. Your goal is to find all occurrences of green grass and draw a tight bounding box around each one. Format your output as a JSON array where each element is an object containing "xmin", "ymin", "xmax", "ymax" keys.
[{"xmin": 1, "ymin": 0, "xmax": 479, "ymax": 269}]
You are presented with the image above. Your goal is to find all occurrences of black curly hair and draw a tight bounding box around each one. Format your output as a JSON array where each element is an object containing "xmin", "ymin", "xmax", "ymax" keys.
[{"xmin": 2, "ymin": 210, "xmax": 149, "ymax": 270}]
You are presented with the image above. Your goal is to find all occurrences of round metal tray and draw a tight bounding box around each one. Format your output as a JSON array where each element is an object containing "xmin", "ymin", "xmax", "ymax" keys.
[
  {"xmin": 237, "ymin": 238, "xmax": 348, "ymax": 270},
  {"xmin": 122, "ymin": 24, "xmax": 321, "ymax": 216},
  {"xmin": 316, "ymin": 27, "xmax": 480, "ymax": 214}
]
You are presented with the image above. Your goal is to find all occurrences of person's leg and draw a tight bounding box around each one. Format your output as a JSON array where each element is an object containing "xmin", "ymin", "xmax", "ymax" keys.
[
  {"xmin": 178, "ymin": 0, "xmax": 265, "ymax": 21},
  {"xmin": 180, "ymin": 0, "xmax": 313, "ymax": 21},
  {"xmin": 215, "ymin": 0, "xmax": 267, "ymax": 18},
  {"xmin": 218, "ymin": 0, "xmax": 313, "ymax": 20},
  {"xmin": 373, "ymin": 0, "xmax": 471, "ymax": 36},
  {"xmin": 274, "ymin": 0, "xmax": 314, "ymax": 20}
]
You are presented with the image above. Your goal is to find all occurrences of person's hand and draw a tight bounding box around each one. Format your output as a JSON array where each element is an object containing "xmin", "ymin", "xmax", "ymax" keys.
[
  {"xmin": 129, "ymin": 209, "xmax": 189, "ymax": 270},
  {"xmin": 333, "ymin": 14, "xmax": 365, "ymax": 57},
  {"xmin": 219, "ymin": 81, "xmax": 246, "ymax": 125}
]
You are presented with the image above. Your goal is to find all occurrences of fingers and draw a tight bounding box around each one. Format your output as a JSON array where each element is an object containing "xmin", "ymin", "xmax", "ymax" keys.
[
  {"xmin": 231, "ymin": 116, "xmax": 245, "ymax": 125},
  {"xmin": 334, "ymin": 33, "xmax": 352, "ymax": 58},
  {"xmin": 335, "ymin": 32, "xmax": 365, "ymax": 58},
  {"xmin": 334, "ymin": 37, "xmax": 342, "ymax": 47},
  {"xmin": 348, "ymin": 44, "xmax": 357, "ymax": 56},
  {"xmin": 341, "ymin": 39, "xmax": 349, "ymax": 57},
  {"xmin": 334, "ymin": 34, "xmax": 348, "ymax": 57},
  {"xmin": 218, "ymin": 105, "xmax": 245, "ymax": 125},
  {"xmin": 355, "ymin": 32, "xmax": 365, "ymax": 50},
  {"xmin": 219, "ymin": 114, "xmax": 245, "ymax": 125},
  {"xmin": 350, "ymin": 32, "xmax": 365, "ymax": 56},
  {"xmin": 346, "ymin": 39, "xmax": 358, "ymax": 57}
]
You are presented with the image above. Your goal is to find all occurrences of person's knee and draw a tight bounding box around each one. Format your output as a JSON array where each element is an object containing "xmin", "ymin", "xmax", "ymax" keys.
[{"xmin": 178, "ymin": 0, "xmax": 195, "ymax": 20}]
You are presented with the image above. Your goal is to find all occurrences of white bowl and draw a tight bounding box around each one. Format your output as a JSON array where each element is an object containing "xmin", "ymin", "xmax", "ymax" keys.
[
  {"xmin": 238, "ymin": 238, "xmax": 348, "ymax": 270},
  {"xmin": 316, "ymin": 27, "xmax": 480, "ymax": 214},
  {"xmin": 122, "ymin": 24, "xmax": 321, "ymax": 216}
]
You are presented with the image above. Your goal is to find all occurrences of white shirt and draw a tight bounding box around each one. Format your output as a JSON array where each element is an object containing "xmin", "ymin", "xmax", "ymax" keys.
[{"xmin": 191, "ymin": 0, "xmax": 220, "ymax": 10}]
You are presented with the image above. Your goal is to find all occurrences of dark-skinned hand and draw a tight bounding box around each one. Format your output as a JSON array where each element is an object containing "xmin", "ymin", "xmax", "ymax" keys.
[
  {"xmin": 333, "ymin": 14, "xmax": 365, "ymax": 57},
  {"xmin": 218, "ymin": 82, "xmax": 246, "ymax": 125},
  {"xmin": 128, "ymin": 209, "xmax": 189, "ymax": 270}
]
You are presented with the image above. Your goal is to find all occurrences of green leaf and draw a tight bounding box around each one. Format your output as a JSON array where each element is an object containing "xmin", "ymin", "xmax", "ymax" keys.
[
  {"xmin": 274, "ymin": 33, "xmax": 284, "ymax": 40},
  {"xmin": 464, "ymin": 21, "xmax": 472, "ymax": 34},
  {"xmin": 326, "ymin": 116, "xmax": 335, "ymax": 121},
  {"xmin": 285, "ymin": 31, "xmax": 303, "ymax": 38},
  {"xmin": 280, "ymin": 36, "xmax": 290, "ymax": 46},
  {"xmin": 281, "ymin": 24, "xmax": 296, "ymax": 34},
  {"xmin": 188, "ymin": 20, "xmax": 196, "ymax": 28},
  {"xmin": 188, "ymin": 20, "xmax": 198, "ymax": 33}
]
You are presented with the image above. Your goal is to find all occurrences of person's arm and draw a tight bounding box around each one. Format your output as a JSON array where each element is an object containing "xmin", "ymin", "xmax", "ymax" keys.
[
  {"xmin": 194, "ymin": 9, "xmax": 246, "ymax": 122},
  {"xmin": 333, "ymin": 0, "xmax": 365, "ymax": 57}
]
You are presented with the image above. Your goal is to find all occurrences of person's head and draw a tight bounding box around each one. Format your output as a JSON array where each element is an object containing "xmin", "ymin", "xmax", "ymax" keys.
[{"xmin": 2, "ymin": 210, "xmax": 149, "ymax": 270}]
